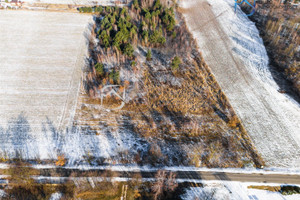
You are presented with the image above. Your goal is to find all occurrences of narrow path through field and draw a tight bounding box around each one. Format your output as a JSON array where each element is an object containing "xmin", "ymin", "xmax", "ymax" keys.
[{"xmin": 181, "ymin": 0, "xmax": 300, "ymax": 168}]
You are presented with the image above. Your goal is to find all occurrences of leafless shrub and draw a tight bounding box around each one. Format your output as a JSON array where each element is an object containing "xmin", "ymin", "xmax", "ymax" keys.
[{"xmin": 151, "ymin": 170, "xmax": 178, "ymax": 200}]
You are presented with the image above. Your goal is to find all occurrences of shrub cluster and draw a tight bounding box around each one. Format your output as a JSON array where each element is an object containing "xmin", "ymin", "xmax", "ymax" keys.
[
  {"xmin": 78, "ymin": 6, "xmax": 103, "ymax": 13},
  {"xmin": 88, "ymin": 1, "xmax": 177, "ymax": 89},
  {"xmin": 95, "ymin": 0, "xmax": 176, "ymax": 51}
]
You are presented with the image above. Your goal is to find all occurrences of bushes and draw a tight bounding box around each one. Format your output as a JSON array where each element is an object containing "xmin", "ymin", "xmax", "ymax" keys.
[
  {"xmin": 133, "ymin": 0, "xmax": 139, "ymax": 9},
  {"xmin": 95, "ymin": 1, "xmax": 175, "ymax": 54},
  {"xmin": 248, "ymin": 185, "xmax": 300, "ymax": 196},
  {"xmin": 228, "ymin": 115, "xmax": 240, "ymax": 128},
  {"xmin": 146, "ymin": 49, "xmax": 152, "ymax": 61},
  {"xmin": 131, "ymin": 60, "xmax": 137, "ymax": 67},
  {"xmin": 99, "ymin": 30, "xmax": 110, "ymax": 48},
  {"xmin": 78, "ymin": 7, "xmax": 93, "ymax": 13},
  {"xmin": 142, "ymin": 30, "xmax": 149, "ymax": 41},
  {"xmin": 97, "ymin": 6, "xmax": 138, "ymax": 58},
  {"xmin": 78, "ymin": 7, "xmax": 95, "ymax": 13},
  {"xmin": 82, "ymin": 1, "xmax": 264, "ymax": 168},
  {"xmin": 162, "ymin": 8, "xmax": 176, "ymax": 31},
  {"xmin": 3, "ymin": 183, "xmax": 75, "ymax": 200},
  {"xmin": 94, "ymin": 6, "xmax": 103, "ymax": 13},
  {"xmin": 55, "ymin": 155, "xmax": 66, "ymax": 166},
  {"xmin": 149, "ymin": 29, "xmax": 165, "ymax": 45},
  {"xmin": 94, "ymin": 63, "xmax": 120, "ymax": 85},
  {"xmin": 4, "ymin": 162, "xmax": 75, "ymax": 200},
  {"xmin": 171, "ymin": 56, "xmax": 181, "ymax": 70},
  {"xmin": 109, "ymin": 70, "xmax": 120, "ymax": 84},
  {"xmin": 280, "ymin": 185, "xmax": 300, "ymax": 195},
  {"xmin": 122, "ymin": 43, "xmax": 134, "ymax": 57},
  {"xmin": 253, "ymin": 7, "xmax": 300, "ymax": 96},
  {"xmin": 4, "ymin": 184, "xmax": 52, "ymax": 200},
  {"xmin": 95, "ymin": 63, "xmax": 104, "ymax": 76},
  {"xmin": 172, "ymin": 31, "xmax": 176, "ymax": 38}
]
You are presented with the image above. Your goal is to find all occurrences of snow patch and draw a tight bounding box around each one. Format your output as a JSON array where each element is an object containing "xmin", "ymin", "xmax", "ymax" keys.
[
  {"xmin": 181, "ymin": 181, "xmax": 300, "ymax": 200},
  {"xmin": 0, "ymin": 190, "xmax": 6, "ymax": 198},
  {"xmin": 49, "ymin": 192, "xmax": 62, "ymax": 200}
]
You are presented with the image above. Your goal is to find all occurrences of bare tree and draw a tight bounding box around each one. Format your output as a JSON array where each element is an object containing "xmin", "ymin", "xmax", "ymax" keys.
[
  {"xmin": 151, "ymin": 170, "xmax": 178, "ymax": 200},
  {"xmin": 152, "ymin": 170, "xmax": 166, "ymax": 200}
]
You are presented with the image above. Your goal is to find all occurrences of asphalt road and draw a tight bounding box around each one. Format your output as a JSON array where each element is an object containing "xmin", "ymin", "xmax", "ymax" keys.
[{"xmin": 35, "ymin": 168, "xmax": 300, "ymax": 184}]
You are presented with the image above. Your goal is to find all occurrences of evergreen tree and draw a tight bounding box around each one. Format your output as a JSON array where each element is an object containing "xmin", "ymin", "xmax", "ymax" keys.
[
  {"xmin": 109, "ymin": 70, "xmax": 120, "ymax": 84},
  {"xmin": 171, "ymin": 56, "xmax": 181, "ymax": 70},
  {"xmin": 142, "ymin": 30, "xmax": 149, "ymax": 42},
  {"xmin": 146, "ymin": 49, "xmax": 152, "ymax": 61},
  {"xmin": 158, "ymin": 36, "xmax": 166, "ymax": 45},
  {"xmin": 95, "ymin": 63, "xmax": 104, "ymax": 76},
  {"xmin": 123, "ymin": 43, "xmax": 134, "ymax": 57},
  {"xmin": 133, "ymin": 0, "xmax": 139, "ymax": 9}
]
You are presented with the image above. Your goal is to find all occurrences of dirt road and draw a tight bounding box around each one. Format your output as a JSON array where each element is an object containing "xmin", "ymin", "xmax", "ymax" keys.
[{"xmin": 181, "ymin": 0, "xmax": 300, "ymax": 168}]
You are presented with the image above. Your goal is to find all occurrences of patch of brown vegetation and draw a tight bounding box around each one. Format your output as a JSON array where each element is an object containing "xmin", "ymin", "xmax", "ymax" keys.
[
  {"xmin": 248, "ymin": 1, "xmax": 300, "ymax": 96},
  {"xmin": 74, "ymin": 1, "xmax": 264, "ymax": 168},
  {"xmin": 248, "ymin": 185, "xmax": 280, "ymax": 192},
  {"xmin": 55, "ymin": 155, "xmax": 67, "ymax": 167}
]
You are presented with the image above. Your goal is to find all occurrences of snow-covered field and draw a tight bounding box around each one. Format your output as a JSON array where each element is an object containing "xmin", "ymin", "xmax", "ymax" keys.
[
  {"xmin": 0, "ymin": 10, "xmax": 91, "ymax": 160},
  {"xmin": 181, "ymin": 0, "xmax": 300, "ymax": 168},
  {"xmin": 181, "ymin": 181, "xmax": 300, "ymax": 200},
  {"xmin": 0, "ymin": 10, "xmax": 147, "ymax": 163}
]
